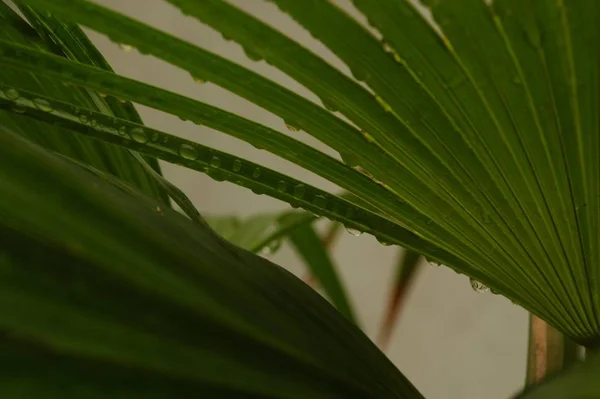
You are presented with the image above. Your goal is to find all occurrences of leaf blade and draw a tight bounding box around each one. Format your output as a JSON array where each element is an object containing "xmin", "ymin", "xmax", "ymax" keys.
[{"xmin": 288, "ymin": 224, "xmax": 356, "ymax": 324}]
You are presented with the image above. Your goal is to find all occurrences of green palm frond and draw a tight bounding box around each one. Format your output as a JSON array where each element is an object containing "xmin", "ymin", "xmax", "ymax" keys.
[
  {"xmin": 15, "ymin": 0, "xmax": 598, "ymax": 344},
  {"xmin": 2, "ymin": 0, "xmax": 600, "ymax": 396}
]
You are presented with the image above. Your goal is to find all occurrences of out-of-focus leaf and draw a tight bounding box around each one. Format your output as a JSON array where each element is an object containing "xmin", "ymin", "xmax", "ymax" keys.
[
  {"xmin": 0, "ymin": 126, "xmax": 423, "ymax": 398},
  {"xmin": 288, "ymin": 224, "xmax": 356, "ymax": 324},
  {"xmin": 517, "ymin": 353, "xmax": 600, "ymax": 398},
  {"xmin": 207, "ymin": 211, "xmax": 314, "ymax": 254},
  {"xmin": 378, "ymin": 250, "xmax": 421, "ymax": 348}
]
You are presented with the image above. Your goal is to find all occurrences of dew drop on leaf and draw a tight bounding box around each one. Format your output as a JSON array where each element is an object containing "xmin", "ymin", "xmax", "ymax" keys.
[
  {"xmin": 210, "ymin": 156, "xmax": 221, "ymax": 168},
  {"xmin": 340, "ymin": 152, "xmax": 360, "ymax": 168},
  {"xmin": 321, "ymin": 98, "xmax": 338, "ymax": 112},
  {"xmin": 345, "ymin": 226, "xmax": 362, "ymax": 237},
  {"xmin": 292, "ymin": 184, "xmax": 306, "ymax": 199},
  {"xmin": 261, "ymin": 238, "xmax": 282, "ymax": 255},
  {"xmin": 33, "ymin": 98, "xmax": 53, "ymax": 112},
  {"xmin": 90, "ymin": 119, "xmax": 97, "ymax": 128},
  {"xmin": 376, "ymin": 237, "xmax": 391, "ymax": 246},
  {"xmin": 179, "ymin": 144, "xmax": 198, "ymax": 160},
  {"xmin": 130, "ymin": 127, "xmax": 148, "ymax": 144},
  {"xmin": 151, "ymin": 132, "xmax": 159, "ymax": 142},
  {"xmin": 426, "ymin": 257, "xmax": 441, "ymax": 267},
  {"xmin": 5, "ymin": 88, "xmax": 20, "ymax": 100},
  {"xmin": 312, "ymin": 194, "xmax": 327, "ymax": 208},
  {"xmin": 285, "ymin": 123, "xmax": 299, "ymax": 132},
  {"xmin": 277, "ymin": 180, "xmax": 287, "ymax": 193},
  {"xmin": 470, "ymin": 278, "xmax": 489, "ymax": 293},
  {"xmin": 118, "ymin": 126, "xmax": 127, "ymax": 136},
  {"xmin": 243, "ymin": 47, "xmax": 263, "ymax": 61},
  {"xmin": 78, "ymin": 114, "xmax": 89, "ymax": 123},
  {"xmin": 252, "ymin": 167, "xmax": 262, "ymax": 179},
  {"xmin": 118, "ymin": 43, "xmax": 134, "ymax": 52},
  {"xmin": 232, "ymin": 159, "xmax": 242, "ymax": 172}
]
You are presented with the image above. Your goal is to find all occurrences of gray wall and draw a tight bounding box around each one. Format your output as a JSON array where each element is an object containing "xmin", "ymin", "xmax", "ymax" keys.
[{"xmin": 90, "ymin": 1, "xmax": 528, "ymax": 397}]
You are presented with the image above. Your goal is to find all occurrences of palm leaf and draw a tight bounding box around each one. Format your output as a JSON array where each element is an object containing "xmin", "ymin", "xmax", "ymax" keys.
[
  {"xmin": 18, "ymin": 0, "xmax": 599, "ymax": 344},
  {"xmin": 207, "ymin": 211, "xmax": 313, "ymax": 254},
  {"xmin": 378, "ymin": 250, "xmax": 421, "ymax": 348},
  {"xmin": 288, "ymin": 224, "xmax": 356, "ymax": 324},
  {"xmin": 0, "ymin": 125, "xmax": 422, "ymax": 398},
  {"xmin": 0, "ymin": 2, "xmax": 166, "ymax": 203},
  {"xmin": 518, "ymin": 353, "xmax": 600, "ymax": 398}
]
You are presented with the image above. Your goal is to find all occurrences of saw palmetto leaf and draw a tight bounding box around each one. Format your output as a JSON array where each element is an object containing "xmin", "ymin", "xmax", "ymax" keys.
[
  {"xmin": 13, "ymin": 0, "xmax": 512, "ymax": 281},
  {"xmin": 13, "ymin": 0, "xmax": 600, "ymax": 345},
  {"xmin": 0, "ymin": 83, "xmax": 448, "ymax": 259}
]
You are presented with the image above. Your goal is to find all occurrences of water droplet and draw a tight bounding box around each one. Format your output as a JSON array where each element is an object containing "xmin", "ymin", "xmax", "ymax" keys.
[
  {"xmin": 293, "ymin": 184, "xmax": 306, "ymax": 199},
  {"xmin": 252, "ymin": 167, "xmax": 262, "ymax": 178},
  {"xmin": 118, "ymin": 43, "xmax": 134, "ymax": 52},
  {"xmin": 154, "ymin": 205, "xmax": 163, "ymax": 214},
  {"xmin": 426, "ymin": 257, "xmax": 442, "ymax": 267},
  {"xmin": 470, "ymin": 278, "xmax": 489, "ymax": 293},
  {"xmin": 277, "ymin": 180, "xmax": 287, "ymax": 193},
  {"xmin": 78, "ymin": 114, "xmax": 89, "ymax": 123},
  {"xmin": 321, "ymin": 98, "xmax": 338, "ymax": 112},
  {"xmin": 10, "ymin": 104, "xmax": 26, "ymax": 114},
  {"xmin": 261, "ymin": 239, "xmax": 282, "ymax": 255},
  {"xmin": 350, "ymin": 66, "xmax": 368, "ymax": 82},
  {"xmin": 5, "ymin": 88, "xmax": 20, "ymax": 100},
  {"xmin": 33, "ymin": 98, "xmax": 53, "ymax": 112},
  {"xmin": 243, "ymin": 47, "xmax": 262, "ymax": 61},
  {"xmin": 312, "ymin": 194, "xmax": 327, "ymax": 208},
  {"xmin": 376, "ymin": 237, "xmax": 391, "ymax": 246},
  {"xmin": 381, "ymin": 39, "xmax": 394, "ymax": 53},
  {"xmin": 151, "ymin": 132, "xmax": 159, "ymax": 142},
  {"xmin": 340, "ymin": 152, "xmax": 360, "ymax": 168},
  {"xmin": 179, "ymin": 144, "xmax": 198, "ymax": 160},
  {"xmin": 345, "ymin": 227, "xmax": 362, "ymax": 236},
  {"xmin": 232, "ymin": 159, "xmax": 242, "ymax": 172},
  {"xmin": 192, "ymin": 76, "xmax": 206, "ymax": 84},
  {"xmin": 163, "ymin": 136, "xmax": 169, "ymax": 144},
  {"xmin": 118, "ymin": 126, "xmax": 127, "ymax": 136},
  {"xmin": 90, "ymin": 119, "xmax": 97, "ymax": 127},
  {"xmin": 285, "ymin": 123, "xmax": 299, "ymax": 132},
  {"xmin": 210, "ymin": 156, "xmax": 221, "ymax": 168},
  {"xmin": 130, "ymin": 127, "xmax": 148, "ymax": 143}
]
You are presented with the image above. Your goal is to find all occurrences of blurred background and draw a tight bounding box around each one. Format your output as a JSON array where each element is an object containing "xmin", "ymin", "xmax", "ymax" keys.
[{"xmin": 89, "ymin": 0, "xmax": 528, "ymax": 397}]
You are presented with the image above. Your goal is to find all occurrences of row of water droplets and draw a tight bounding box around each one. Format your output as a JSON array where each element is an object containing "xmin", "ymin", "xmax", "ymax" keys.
[
  {"xmin": 112, "ymin": 41, "xmax": 384, "ymax": 246},
  {"xmin": 0, "ymin": 89, "xmax": 392, "ymax": 248},
  {"xmin": 427, "ymin": 258, "xmax": 490, "ymax": 294},
  {"xmin": 115, "ymin": 20, "xmax": 500, "ymax": 294}
]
